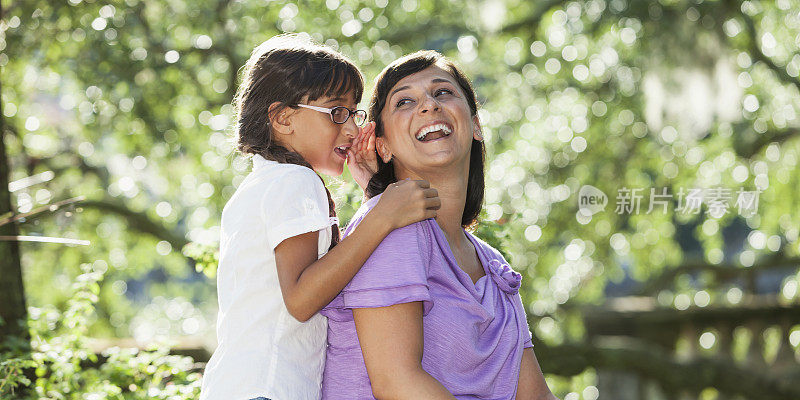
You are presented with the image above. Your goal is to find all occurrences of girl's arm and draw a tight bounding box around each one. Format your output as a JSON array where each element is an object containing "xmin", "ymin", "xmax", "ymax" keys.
[
  {"xmin": 515, "ymin": 348, "xmax": 560, "ymax": 400},
  {"xmin": 352, "ymin": 302, "xmax": 455, "ymax": 400},
  {"xmin": 274, "ymin": 179, "xmax": 439, "ymax": 322}
]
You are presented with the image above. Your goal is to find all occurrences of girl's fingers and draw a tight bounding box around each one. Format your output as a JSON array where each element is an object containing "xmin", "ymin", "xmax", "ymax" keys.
[
  {"xmin": 355, "ymin": 130, "xmax": 374, "ymax": 157},
  {"xmin": 360, "ymin": 122, "xmax": 374, "ymax": 138},
  {"xmin": 366, "ymin": 129, "xmax": 376, "ymax": 152},
  {"xmin": 425, "ymin": 197, "xmax": 442, "ymax": 210},
  {"xmin": 363, "ymin": 121, "xmax": 375, "ymax": 135},
  {"xmin": 357, "ymin": 131, "xmax": 365, "ymax": 152},
  {"xmin": 358, "ymin": 128, "xmax": 369, "ymax": 152},
  {"xmin": 360, "ymin": 123, "xmax": 374, "ymax": 152},
  {"xmin": 413, "ymin": 179, "xmax": 430, "ymax": 189},
  {"xmin": 422, "ymin": 188, "xmax": 438, "ymax": 198}
]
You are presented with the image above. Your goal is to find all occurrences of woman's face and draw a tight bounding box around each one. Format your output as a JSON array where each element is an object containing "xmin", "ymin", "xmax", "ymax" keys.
[{"xmin": 377, "ymin": 66, "xmax": 481, "ymax": 179}]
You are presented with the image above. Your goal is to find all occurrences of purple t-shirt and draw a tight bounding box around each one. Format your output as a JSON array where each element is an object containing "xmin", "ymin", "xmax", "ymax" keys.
[{"xmin": 321, "ymin": 194, "xmax": 533, "ymax": 399}]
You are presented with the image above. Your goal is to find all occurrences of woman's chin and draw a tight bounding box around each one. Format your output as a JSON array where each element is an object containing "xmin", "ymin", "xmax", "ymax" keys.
[
  {"xmin": 424, "ymin": 147, "xmax": 470, "ymax": 166},
  {"xmin": 404, "ymin": 154, "xmax": 467, "ymax": 176},
  {"xmin": 414, "ymin": 139, "xmax": 472, "ymax": 160}
]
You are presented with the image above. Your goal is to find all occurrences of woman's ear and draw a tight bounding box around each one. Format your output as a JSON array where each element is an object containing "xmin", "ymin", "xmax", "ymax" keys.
[
  {"xmin": 375, "ymin": 136, "xmax": 393, "ymax": 163},
  {"xmin": 472, "ymin": 115, "xmax": 483, "ymax": 142},
  {"xmin": 268, "ymin": 102, "xmax": 295, "ymax": 136}
]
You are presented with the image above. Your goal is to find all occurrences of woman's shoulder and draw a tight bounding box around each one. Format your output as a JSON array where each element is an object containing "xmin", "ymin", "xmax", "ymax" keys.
[
  {"xmin": 345, "ymin": 195, "xmax": 432, "ymax": 245},
  {"xmin": 467, "ymin": 231, "xmax": 508, "ymax": 263},
  {"xmin": 341, "ymin": 219, "xmax": 433, "ymax": 297}
]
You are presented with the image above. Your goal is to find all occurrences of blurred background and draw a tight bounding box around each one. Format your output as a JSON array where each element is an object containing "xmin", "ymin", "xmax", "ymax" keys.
[{"xmin": 1, "ymin": 0, "xmax": 799, "ymax": 399}]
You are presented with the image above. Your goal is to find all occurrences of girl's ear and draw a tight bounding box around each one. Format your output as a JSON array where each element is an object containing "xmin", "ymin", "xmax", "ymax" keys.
[
  {"xmin": 472, "ymin": 115, "xmax": 483, "ymax": 142},
  {"xmin": 375, "ymin": 136, "xmax": 393, "ymax": 163},
  {"xmin": 268, "ymin": 102, "xmax": 295, "ymax": 136}
]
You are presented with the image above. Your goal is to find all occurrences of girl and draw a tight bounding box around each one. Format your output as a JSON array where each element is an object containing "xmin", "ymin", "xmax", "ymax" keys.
[{"xmin": 199, "ymin": 34, "xmax": 440, "ymax": 400}]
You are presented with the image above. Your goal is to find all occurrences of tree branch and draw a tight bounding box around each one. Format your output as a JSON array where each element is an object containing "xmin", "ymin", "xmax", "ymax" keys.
[
  {"xmin": 31, "ymin": 154, "xmax": 196, "ymax": 265},
  {"xmin": 500, "ymin": 0, "xmax": 569, "ymax": 34},
  {"xmin": 379, "ymin": 20, "xmax": 468, "ymax": 48},
  {"xmin": 0, "ymin": 196, "xmax": 85, "ymax": 227},
  {"xmin": 736, "ymin": 126, "xmax": 800, "ymax": 158},
  {"xmin": 78, "ymin": 199, "xmax": 188, "ymax": 251}
]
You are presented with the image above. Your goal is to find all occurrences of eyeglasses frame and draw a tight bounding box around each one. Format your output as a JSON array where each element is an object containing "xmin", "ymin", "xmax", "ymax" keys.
[{"xmin": 296, "ymin": 104, "xmax": 367, "ymax": 126}]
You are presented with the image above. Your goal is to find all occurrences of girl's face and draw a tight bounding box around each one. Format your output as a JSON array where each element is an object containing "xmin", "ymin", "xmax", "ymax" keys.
[
  {"xmin": 280, "ymin": 92, "xmax": 359, "ymax": 176},
  {"xmin": 377, "ymin": 66, "xmax": 480, "ymax": 179}
]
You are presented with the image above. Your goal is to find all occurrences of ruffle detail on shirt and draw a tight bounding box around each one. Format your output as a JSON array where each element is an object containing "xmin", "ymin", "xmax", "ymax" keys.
[{"xmin": 487, "ymin": 259, "xmax": 522, "ymax": 295}]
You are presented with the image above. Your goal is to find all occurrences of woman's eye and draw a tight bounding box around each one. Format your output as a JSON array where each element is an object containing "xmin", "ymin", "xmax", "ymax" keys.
[
  {"xmin": 395, "ymin": 98, "xmax": 413, "ymax": 107},
  {"xmin": 435, "ymin": 88, "xmax": 453, "ymax": 96}
]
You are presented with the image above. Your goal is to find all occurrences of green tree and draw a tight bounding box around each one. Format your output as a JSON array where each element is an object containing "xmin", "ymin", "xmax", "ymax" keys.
[{"xmin": 2, "ymin": 0, "xmax": 800, "ymax": 398}]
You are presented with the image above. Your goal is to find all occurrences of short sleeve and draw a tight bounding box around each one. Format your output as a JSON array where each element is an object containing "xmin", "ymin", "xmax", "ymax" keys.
[
  {"xmin": 514, "ymin": 292, "xmax": 534, "ymax": 348},
  {"xmin": 336, "ymin": 221, "xmax": 433, "ymax": 315},
  {"xmin": 261, "ymin": 167, "xmax": 331, "ymax": 251}
]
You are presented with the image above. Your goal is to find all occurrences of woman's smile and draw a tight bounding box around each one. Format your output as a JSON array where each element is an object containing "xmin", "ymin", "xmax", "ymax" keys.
[{"xmin": 415, "ymin": 121, "xmax": 453, "ymax": 142}]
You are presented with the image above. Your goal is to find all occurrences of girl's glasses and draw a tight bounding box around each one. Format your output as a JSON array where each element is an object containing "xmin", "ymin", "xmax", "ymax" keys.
[{"xmin": 297, "ymin": 104, "xmax": 367, "ymax": 126}]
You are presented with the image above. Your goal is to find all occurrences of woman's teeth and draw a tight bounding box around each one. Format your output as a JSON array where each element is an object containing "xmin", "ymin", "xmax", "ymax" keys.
[{"xmin": 415, "ymin": 123, "xmax": 452, "ymax": 141}]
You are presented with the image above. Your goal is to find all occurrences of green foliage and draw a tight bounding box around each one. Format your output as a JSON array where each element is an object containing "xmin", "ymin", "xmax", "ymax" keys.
[
  {"xmin": 0, "ymin": 357, "xmax": 35, "ymax": 398},
  {"xmin": 472, "ymin": 218, "xmax": 514, "ymax": 262},
  {"xmin": 182, "ymin": 242, "xmax": 219, "ymax": 279},
  {"xmin": 3, "ymin": 0, "xmax": 800, "ymax": 397},
  {"xmin": 0, "ymin": 265, "xmax": 200, "ymax": 399}
]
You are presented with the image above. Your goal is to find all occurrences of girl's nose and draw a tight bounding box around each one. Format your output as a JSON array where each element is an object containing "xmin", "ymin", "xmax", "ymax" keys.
[{"xmin": 341, "ymin": 118, "xmax": 358, "ymax": 138}]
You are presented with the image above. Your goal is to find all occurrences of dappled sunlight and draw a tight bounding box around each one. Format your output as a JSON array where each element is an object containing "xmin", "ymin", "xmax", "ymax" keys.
[{"xmin": 2, "ymin": 0, "xmax": 800, "ymax": 398}]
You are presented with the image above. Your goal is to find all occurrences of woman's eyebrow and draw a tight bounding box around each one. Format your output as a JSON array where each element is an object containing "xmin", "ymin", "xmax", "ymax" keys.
[
  {"xmin": 389, "ymin": 85, "xmax": 410, "ymax": 99},
  {"xmin": 431, "ymin": 78, "xmax": 453, "ymax": 85},
  {"xmin": 389, "ymin": 78, "xmax": 455, "ymax": 99}
]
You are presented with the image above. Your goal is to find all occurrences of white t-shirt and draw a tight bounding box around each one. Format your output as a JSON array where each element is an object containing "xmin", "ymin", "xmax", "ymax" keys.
[{"xmin": 200, "ymin": 155, "xmax": 336, "ymax": 400}]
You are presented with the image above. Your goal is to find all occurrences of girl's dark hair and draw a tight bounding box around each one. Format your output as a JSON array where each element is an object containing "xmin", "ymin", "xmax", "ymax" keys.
[
  {"xmin": 366, "ymin": 50, "xmax": 485, "ymax": 229},
  {"xmin": 234, "ymin": 34, "xmax": 364, "ymax": 249}
]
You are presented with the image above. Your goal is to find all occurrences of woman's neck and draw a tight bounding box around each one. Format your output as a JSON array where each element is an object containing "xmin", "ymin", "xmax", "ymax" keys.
[{"xmin": 395, "ymin": 167, "xmax": 470, "ymax": 249}]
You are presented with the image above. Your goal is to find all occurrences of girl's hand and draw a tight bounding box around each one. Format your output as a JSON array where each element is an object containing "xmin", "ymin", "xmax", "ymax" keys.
[
  {"xmin": 347, "ymin": 121, "xmax": 379, "ymax": 192},
  {"xmin": 373, "ymin": 179, "xmax": 440, "ymax": 230}
]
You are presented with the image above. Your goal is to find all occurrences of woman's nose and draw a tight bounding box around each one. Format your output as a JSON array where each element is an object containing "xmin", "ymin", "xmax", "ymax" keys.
[{"xmin": 419, "ymin": 94, "xmax": 440, "ymax": 114}]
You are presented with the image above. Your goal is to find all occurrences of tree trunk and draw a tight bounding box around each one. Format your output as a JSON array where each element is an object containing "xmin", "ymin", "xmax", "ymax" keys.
[{"xmin": 0, "ymin": 0, "xmax": 29, "ymax": 346}]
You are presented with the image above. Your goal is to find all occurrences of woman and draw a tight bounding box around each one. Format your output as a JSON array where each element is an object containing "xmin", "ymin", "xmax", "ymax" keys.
[{"xmin": 321, "ymin": 50, "xmax": 558, "ymax": 400}]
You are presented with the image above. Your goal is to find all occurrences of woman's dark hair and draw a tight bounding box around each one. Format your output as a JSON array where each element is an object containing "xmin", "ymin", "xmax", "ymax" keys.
[
  {"xmin": 366, "ymin": 50, "xmax": 485, "ymax": 229},
  {"xmin": 234, "ymin": 34, "xmax": 364, "ymax": 248}
]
